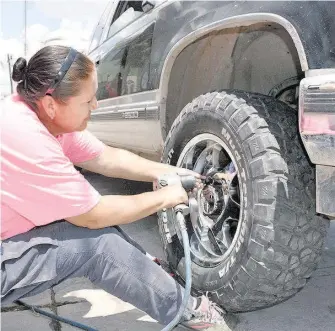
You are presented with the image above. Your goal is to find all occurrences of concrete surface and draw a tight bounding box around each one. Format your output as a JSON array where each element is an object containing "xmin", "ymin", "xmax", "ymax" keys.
[
  {"xmin": 2, "ymin": 173, "xmax": 335, "ymax": 331},
  {"xmin": 1, "ymin": 308, "xmax": 55, "ymax": 330}
]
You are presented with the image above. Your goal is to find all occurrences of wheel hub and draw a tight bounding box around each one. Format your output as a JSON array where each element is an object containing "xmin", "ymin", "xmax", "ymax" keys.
[{"xmin": 201, "ymin": 185, "xmax": 222, "ymax": 215}]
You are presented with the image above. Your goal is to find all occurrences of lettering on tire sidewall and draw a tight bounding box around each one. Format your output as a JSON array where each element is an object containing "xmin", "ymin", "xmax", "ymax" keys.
[{"xmin": 166, "ymin": 148, "xmax": 174, "ymax": 165}]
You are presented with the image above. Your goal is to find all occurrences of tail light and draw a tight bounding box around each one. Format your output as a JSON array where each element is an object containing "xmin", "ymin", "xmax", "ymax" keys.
[
  {"xmin": 299, "ymin": 75, "xmax": 335, "ymax": 135},
  {"xmin": 299, "ymin": 74, "xmax": 335, "ymax": 166}
]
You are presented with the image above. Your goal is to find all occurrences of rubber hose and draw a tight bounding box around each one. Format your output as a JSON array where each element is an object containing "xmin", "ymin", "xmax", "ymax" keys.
[
  {"xmin": 161, "ymin": 212, "xmax": 192, "ymax": 331},
  {"xmin": 15, "ymin": 300, "xmax": 98, "ymax": 331},
  {"xmin": 15, "ymin": 212, "xmax": 192, "ymax": 331}
]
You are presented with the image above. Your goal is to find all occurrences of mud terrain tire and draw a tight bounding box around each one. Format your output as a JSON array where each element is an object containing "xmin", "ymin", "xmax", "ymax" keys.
[{"xmin": 159, "ymin": 90, "xmax": 329, "ymax": 312}]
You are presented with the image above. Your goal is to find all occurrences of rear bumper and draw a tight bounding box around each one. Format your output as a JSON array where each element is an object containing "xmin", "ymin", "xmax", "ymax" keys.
[{"xmin": 299, "ymin": 71, "xmax": 335, "ymax": 217}]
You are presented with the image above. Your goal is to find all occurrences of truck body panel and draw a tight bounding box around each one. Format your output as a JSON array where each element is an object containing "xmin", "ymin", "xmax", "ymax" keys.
[{"xmin": 87, "ymin": 0, "xmax": 335, "ymax": 217}]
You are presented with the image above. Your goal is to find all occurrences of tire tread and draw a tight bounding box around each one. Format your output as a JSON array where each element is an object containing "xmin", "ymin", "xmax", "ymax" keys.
[{"xmin": 161, "ymin": 90, "xmax": 329, "ymax": 312}]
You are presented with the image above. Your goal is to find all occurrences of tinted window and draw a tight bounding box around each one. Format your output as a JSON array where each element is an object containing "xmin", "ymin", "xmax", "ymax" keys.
[
  {"xmin": 97, "ymin": 24, "xmax": 154, "ymax": 101},
  {"xmin": 121, "ymin": 24, "xmax": 154, "ymax": 95},
  {"xmin": 96, "ymin": 49, "xmax": 126, "ymax": 101}
]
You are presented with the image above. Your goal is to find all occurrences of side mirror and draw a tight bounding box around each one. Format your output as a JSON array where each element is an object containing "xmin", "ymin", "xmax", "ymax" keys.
[{"xmin": 142, "ymin": 1, "xmax": 156, "ymax": 13}]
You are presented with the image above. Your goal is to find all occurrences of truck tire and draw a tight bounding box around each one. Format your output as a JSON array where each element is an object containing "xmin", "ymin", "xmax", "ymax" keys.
[{"xmin": 158, "ymin": 90, "xmax": 329, "ymax": 312}]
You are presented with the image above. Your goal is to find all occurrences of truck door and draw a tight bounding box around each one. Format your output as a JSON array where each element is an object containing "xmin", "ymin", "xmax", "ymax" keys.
[{"xmin": 88, "ymin": 1, "xmax": 166, "ymax": 155}]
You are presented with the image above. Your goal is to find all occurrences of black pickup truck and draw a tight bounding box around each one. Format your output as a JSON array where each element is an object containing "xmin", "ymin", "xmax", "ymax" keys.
[{"xmin": 87, "ymin": 1, "xmax": 335, "ymax": 312}]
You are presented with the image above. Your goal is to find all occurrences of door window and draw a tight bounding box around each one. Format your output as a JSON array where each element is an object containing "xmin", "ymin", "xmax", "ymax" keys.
[
  {"xmin": 96, "ymin": 24, "xmax": 154, "ymax": 101},
  {"xmin": 121, "ymin": 24, "xmax": 154, "ymax": 95},
  {"xmin": 96, "ymin": 1, "xmax": 155, "ymax": 101},
  {"xmin": 96, "ymin": 49, "xmax": 126, "ymax": 101},
  {"xmin": 107, "ymin": 1, "xmax": 144, "ymax": 39}
]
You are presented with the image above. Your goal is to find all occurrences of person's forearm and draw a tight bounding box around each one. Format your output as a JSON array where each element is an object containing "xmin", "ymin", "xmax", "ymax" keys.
[
  {"xmin": 106, "ymin": 148, "xmax": 174, "ymax": 181},
  {"xmin": 79, "ymin": 146, "xmax": 175, "ymax": 182},
  {"xmin": 67, "ymin": 189, "xmax": 168, "ymax": 229}
]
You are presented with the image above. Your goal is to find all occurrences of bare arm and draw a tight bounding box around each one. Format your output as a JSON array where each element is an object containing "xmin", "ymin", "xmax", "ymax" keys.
[
  {"xmin": 76, "ymin": 145, "xmax": 199, "ymax": 182},
  {"xmin": 66, "ymin": 185, "xmax": 188, "ymax": 229}
]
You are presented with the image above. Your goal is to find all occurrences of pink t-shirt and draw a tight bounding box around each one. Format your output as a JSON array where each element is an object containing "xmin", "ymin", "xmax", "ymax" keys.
[{"xmin": 1, "ymin": 95, "xmax": 104, "ymax": 240}]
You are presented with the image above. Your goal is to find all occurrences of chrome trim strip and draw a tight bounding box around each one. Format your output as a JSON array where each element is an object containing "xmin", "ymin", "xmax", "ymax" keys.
[
  {"xmin": 92, "ymin": 107, "xmax": 144, "ymax": 116},
  {"xmin": 91, "ymin": 90, "xmax": 160, "ymax": 120},
  {"xmin": 93, "ymin": 90, "xmax": 158, "ymax": 114},
  {"xmin": 97, "ymin": 90, "xmax": 158, "ymax": 106},
  {"xmin": 90, "ymin": 106, "xmax": 159, "ymax": 121}
]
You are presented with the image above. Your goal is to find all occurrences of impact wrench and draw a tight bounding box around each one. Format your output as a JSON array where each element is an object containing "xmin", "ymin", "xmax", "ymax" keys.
[{"xmin": 15, "ymin": 174, "xmax": 198, "ymax": 331}]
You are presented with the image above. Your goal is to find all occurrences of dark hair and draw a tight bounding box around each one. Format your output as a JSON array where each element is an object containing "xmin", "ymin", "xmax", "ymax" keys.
[{"xmin": 12, "ymin": 45, "xmax": 94, "ymax": 111}]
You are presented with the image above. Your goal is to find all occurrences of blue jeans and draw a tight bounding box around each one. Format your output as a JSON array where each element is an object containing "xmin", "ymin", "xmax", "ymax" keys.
[{"xmin": 1, "ymin": 221, "xmax": 190, "ymax": 325}]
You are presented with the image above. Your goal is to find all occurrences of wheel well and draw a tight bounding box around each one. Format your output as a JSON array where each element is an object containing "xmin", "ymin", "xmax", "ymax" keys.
[{"xmin": 165, "ymin": 22, "xmax": 303, "ymax": 132}]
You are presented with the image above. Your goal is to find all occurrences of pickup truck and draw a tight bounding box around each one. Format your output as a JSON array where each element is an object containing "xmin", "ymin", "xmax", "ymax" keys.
[{"xmin": 87, "ymin": 0, "xmax": 335, "ymax": 313}]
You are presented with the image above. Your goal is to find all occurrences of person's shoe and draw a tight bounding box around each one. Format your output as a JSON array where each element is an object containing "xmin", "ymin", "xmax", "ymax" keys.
[{"xmin": 181, "ymin": 295, "xmax": 226, "ymax": 330}]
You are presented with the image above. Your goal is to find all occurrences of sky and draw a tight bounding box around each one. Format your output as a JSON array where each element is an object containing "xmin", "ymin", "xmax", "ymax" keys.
[{"xmin": 0, "ymin": 0, "xmax": 109, "ymax": 96}]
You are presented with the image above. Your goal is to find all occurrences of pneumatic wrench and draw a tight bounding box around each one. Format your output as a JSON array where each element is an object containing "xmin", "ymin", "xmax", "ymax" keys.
[{"xmin": 155, "ymin": 174, "xmax": 197, "ymax": 331}]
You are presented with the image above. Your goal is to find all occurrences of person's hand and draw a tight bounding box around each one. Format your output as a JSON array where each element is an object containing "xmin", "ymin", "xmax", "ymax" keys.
[
  {"xmin": 175, "ymin": 168, "xmax": 204, "ymax": 192},
  {"xmin": 170, "ymin": 166, "xmax": 205, "ymax": 192},
  {"xmin": 160, "ymin": 184, "xmax": 189, "ymax": 209}
]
